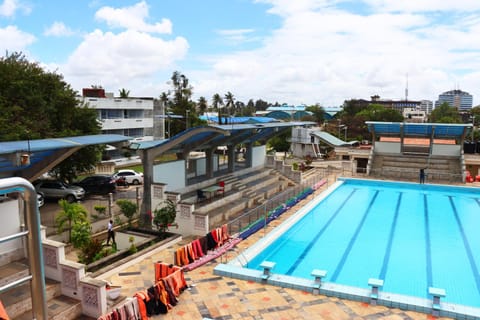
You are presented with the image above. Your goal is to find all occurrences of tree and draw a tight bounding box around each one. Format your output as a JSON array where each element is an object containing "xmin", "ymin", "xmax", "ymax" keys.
[
  {"xmin": 212, "ymin": 93, "xmax": 223, "ymax": 111},
  {"xmin": 305, "ymin": 104, "xmax": 325, "ymax": 124},
  {"xmin": 153, "ymin": 199, "xmax": 177, "ymax": 233},
  {"xmin": 55, "ymin": 199, "xmax": 89, "ymax": 243},
  {"xmin": 429, "ymin": 102, "xmax": 461, "ymax": 123},
  {"xmin": 212, "ymin": 93, "xmax": 224, "ymax": 124},
  {"xmin": 268, "ymin": 130, "xmax": 291, "ymax": 154},
  {"xmin": 356, "ymin": 104, "xmax": 403, "ymax": 122},
  {"xmin": 224, "ymin": 91, "xmax": 235, "ymax": 115},
  {"xmin": 119, "ymin": 88, "xmax": 130, "ymax": 98},
  {"xmin": 161, "ymin": 71, "xmax": 205, "ymax": 135},
  {"xmin": 0, "ymin": 52, "xmax": 101, "ymax": 182},
  {"xmin": 197, "ymin": 96, "xmax": 208, "ymax": 114},
  {"xmin": 116, "ymin": 199, "xmax": 138, "ymax": 227}
]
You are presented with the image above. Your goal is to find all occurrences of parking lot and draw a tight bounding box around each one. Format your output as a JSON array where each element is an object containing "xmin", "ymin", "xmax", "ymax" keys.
[{"xmin": 39, "ymin": 185, "xmax": 143, "ymax": 237}]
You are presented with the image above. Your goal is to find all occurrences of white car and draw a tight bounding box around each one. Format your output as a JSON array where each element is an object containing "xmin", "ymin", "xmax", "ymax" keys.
[{"xmin": 113, "ymin": 170, "xmax": 144, "ymax": 185}]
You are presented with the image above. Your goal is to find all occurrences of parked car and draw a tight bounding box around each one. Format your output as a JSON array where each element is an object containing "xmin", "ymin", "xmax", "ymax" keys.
[
  {"xmin": 73, "ymin": 175, "xmax": 117, "ymax": 195},
  {"xmin": 0, "ymin": 192, "xmax": 44, "ymax": 208},
  {"xmin": 113, "ymin": 170, "xmax": 143, "ymax": 185},
  {"xmin": 33, "ymin": 180, "xmax": 85, "ymax": 203}
]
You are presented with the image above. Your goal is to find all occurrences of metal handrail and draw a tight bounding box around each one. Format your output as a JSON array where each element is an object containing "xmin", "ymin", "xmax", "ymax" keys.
[{"xmin": 0, "ymin": 177, "xmax": 47, "ymax": 320}]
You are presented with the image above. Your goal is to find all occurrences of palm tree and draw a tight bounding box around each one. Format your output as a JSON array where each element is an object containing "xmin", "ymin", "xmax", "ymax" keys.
[
  {"xmin": 212, "ymin": 93, "xmax": 224, "ymax": 124},
  {"xmin": 197, "ymin": 96, "xmax": 208, "ymax": 115},
  {"xmin": 224, "ymin": 92, "xmax": 235, "ymax": 116},
  {"xmin": 212, "ymin": 93, "xmax": 223, "ymax": 111},
  {"xmin": 119, "ymin": 88, "xmax": 130, "ymax": 98},
  {"xmin": 55, "ymin": 199, "xmax": 89, "ymax": 243}
]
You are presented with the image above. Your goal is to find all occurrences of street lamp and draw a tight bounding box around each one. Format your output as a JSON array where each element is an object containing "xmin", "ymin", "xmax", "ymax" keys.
[
  {"xmin": 186, "ymin": 110, "xmax": 190, "ymax": 130},
  {"xmin": 338, "ymin": 124, "xmax": 347, "ymax": 141}
]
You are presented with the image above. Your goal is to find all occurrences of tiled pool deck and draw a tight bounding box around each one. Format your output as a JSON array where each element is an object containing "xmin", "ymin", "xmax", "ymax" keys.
[{"xmin": 100, "ymin": 178, "xmax": 458, "ymax": 320}]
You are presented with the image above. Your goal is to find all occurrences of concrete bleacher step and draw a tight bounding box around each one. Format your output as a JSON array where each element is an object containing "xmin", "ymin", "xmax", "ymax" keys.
[
  {"xmin": 0, "ymin": 261, "xmax": 83, "ymax": 320},
  {"xmin": 0, "ymin": 260, "xmax": 29, "ymax": 288}
]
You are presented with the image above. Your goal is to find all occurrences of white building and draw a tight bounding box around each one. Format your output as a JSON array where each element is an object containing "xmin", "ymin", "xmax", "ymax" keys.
[
  {"xmin": 78, "ymin": 88, "xmax": 165, "ymax": 161},
  {"xmin": 403, "ymin": 107, "xmax": 427, "ymax": 123},
  {"xmin": 79, "ymin": 88, "xmax": 157, "ymax": 142}
]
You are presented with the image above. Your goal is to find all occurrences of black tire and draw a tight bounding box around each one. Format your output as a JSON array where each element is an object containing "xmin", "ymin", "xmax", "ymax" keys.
[
  {"xmin": 132, "ymin": 179, "xmax": 140, "ymax": 185},
  {"xmin": 66, "ymin": 195, "xmax": 75, "ymax": 203}
]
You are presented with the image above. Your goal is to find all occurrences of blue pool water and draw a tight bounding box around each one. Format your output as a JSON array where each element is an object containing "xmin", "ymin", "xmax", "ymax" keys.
[{"xmin": 248, "ymin": 178, "xmax": 480, "ymax": 308}]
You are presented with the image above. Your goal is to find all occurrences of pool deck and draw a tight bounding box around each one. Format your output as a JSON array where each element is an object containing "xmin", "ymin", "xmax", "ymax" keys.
[{"xmin": 100, "ymin": 177, "xmax": 455, "ymax": 320}]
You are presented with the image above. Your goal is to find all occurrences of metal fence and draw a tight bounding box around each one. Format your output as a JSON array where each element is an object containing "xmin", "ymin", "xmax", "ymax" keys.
[{"xmin": 227, "ymin": 170, "xmax": 329, "ymax": 236}]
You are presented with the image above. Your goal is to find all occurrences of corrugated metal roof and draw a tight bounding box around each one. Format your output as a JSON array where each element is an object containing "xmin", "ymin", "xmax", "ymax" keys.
[
  {"xmin": 0, "ymin": 134, "xmax": 130, "ymax": 179},
  {"xmin": 366, "ymin": 121, "xmax": 470, "ymax": 138},
  {"xmin": 131, "ymin": 122, "xmax": 315, "ymax": 151}
]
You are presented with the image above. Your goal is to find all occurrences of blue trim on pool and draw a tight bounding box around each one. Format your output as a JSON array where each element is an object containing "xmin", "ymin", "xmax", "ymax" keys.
[
  {"xmin": 449, "ymin": 196, "xmax": 480, "ymax": 296},
  {"xmin": 285, "ymin": 188, "xmax": 357, "ymax": 275},
  {"xmin": 379, "ymin": 192, "xmax": 402, "ymax": 280},
  {"xmin": 330, "ymin": 190, "xmax": 380, "ymax": 282}
]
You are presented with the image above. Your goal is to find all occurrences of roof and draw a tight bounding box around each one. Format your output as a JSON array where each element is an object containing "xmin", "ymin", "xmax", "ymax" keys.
[
  {"xmin": 0, "ymin": 134, "xmax": 130, "ymax": 180},
  {"xmin": 266, "ymin": 105, "xmax": 307, "ymax": 112},
  {"xmin": 310, "ymin": 131, "xmax": 359, "ymax": 147},
  {"xmin": 130, "ymin": 122, "xmax": 315, "ymax": 155},
  {"xmin": 199, "ymin": 115, "xmax": 279, "ymax": 124},
  {"xmin": 365, "ymin": 121, "xmax": 471, "ymax": 138}
]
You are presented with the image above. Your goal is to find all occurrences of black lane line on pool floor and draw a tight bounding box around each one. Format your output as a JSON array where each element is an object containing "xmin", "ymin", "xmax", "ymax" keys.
[
  {"xmin": 330, "ymin": 190, "xmax": 379, "ymax": 282},
  {"xmin": 424, "ymin": 194, "xmax": 433, "ymax": 288},
  {"xmin": 285, "ymin": 188, "xmax": 357, "ymax": 276},
  {"xmin": 449, "ymin": 196, "xmax": 480, "ymax": 296},
  {"xmin": 378, "ymin": 192, "xmax": 402, "ymax": 280}
]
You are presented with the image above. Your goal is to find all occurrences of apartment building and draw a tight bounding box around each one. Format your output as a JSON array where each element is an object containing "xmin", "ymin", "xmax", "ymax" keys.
[{"xmin": 79, "ymin": 88, "xmax": 165, "ymax": 160}]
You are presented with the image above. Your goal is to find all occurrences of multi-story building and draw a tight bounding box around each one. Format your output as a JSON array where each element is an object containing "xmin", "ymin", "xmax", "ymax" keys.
[
  {"xmin": 435, "ymin": 89, "xmax": 473, "ymax": 111},
  {"xmin": 79, "ymin": 88, "xmax": 165, "ymax": 141},
  {"xmin": 419, "ymin": 100, "xmax": 433, "ymax": 114},
  {"xmin": 79, "ymin": 88, "xmax": 165, "ymax": 160}
]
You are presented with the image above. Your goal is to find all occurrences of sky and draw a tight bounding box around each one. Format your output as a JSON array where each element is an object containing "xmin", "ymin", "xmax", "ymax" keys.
[{"xmin": 1, "ymin": 0, "xmax": 480, "ymax": 107}]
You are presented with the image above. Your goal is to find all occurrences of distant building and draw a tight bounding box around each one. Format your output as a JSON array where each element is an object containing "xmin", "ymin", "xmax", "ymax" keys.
[
  {"xmin": 78, "ymin": 88, "xmax": 165, "ymax": 160},
  {"xmin": 435, "ymin": 89, "xmax": 473, "ymax": 111},
  {"xmin": 403, "ymin": 107, "xmax": 427, "ymax": 123},
  {"xmin": 419, "ymin": 100, "xmax": 433, "ymax": 114}
]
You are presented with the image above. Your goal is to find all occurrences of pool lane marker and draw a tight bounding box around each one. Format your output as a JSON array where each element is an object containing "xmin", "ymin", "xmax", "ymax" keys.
[
  {"xmin": 378, "ymin": 192, "xmax": 402, "ymax": 280},
  {"xmin": 449, "ymin": 196, "xmax": 480, "ymax": 296},
  {"xmin": 330, "ymin": 190, "xmax": 380, "ymax": 282},
  {"xmin": 285, "ymin": 188, "xmax": 357, "ymax": 276}
]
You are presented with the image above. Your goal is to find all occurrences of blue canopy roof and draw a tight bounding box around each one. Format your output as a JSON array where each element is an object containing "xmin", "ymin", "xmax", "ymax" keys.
[
  {"xmin": 0, "ymin": 134, "xmax": 130, "ymax": 180},
  {"xmin": 366, "ymin": 122, "xmax": 471, "ymax": 138}
]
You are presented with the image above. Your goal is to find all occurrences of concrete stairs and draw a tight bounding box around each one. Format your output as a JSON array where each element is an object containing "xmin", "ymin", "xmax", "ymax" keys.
[
  {"xmin": 0, "ymin": 260, "xmax": 85, "ymax": 320},
  {"xmin": 204, "ymin": 169, "xmax": 291, "ymax": 229},
  {"xmin": 371, "ymin": 153, "xmax": 462, "ymax": 182}
]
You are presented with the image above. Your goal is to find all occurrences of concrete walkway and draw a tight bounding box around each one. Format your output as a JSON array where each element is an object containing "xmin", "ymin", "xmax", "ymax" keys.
[{"xmin": 96, "ymin": 178, "xmax": 451, "ymax": 320}]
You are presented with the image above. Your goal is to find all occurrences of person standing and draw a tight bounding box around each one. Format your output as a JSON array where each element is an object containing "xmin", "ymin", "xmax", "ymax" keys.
[
  {"xmin": 106, "ymin": 219, "xmax": 116, "ymax": 245},
  {"xmin": 419, "ymin": 168, "xmax": 426, "ymax": 184}
]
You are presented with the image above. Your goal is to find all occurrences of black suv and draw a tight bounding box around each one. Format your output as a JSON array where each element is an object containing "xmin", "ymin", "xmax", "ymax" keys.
[{"xmin": 73, "ymin": 175, "xmax": 117, "ymax": 195}]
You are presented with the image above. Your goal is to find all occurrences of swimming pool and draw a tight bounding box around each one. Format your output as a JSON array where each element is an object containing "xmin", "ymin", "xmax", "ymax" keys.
[{"xmin": 217, "ymin": 178, "xmax": 480, "ymax": 318}]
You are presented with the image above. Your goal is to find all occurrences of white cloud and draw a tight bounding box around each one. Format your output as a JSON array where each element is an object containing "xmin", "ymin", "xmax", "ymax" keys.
[
  {"xmin": 362, "ymin": 0, "xmax": 480, "ymax": 13},
  {"xmin": 62, "ymin": 29, "xmax": 188, "ymax": 92},
  {"xmin": 0, "ymin": 0, "xmax": 30, "ymax": 17},
  {"xmin": 187, "ymin": 1, "xmax": 480, "ymax": 106},
  {"xmin": 0, "ymin": 25, "xmax": 35, "ymax": 52},
  {"xmin": 43, "ymin": 22, "xmax": 74, "ymax": 37},
  {"xmin": 217, "ymin": 29, "xmax": 256, "ymax": 43},
  {"xmin": 94, "ymin": 1, "xmax": 172, "ymax": 34}
]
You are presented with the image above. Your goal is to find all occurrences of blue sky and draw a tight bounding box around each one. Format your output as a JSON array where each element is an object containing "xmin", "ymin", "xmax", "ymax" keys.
[{"xmin": 1, "ymin": 0, "xmax": 480, "ymax": 107}]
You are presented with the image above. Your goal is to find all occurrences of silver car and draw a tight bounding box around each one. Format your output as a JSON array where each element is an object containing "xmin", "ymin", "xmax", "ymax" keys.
[{"xmin": 33, "ymin": 180, "xmax": 85, "ymax": 203}]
